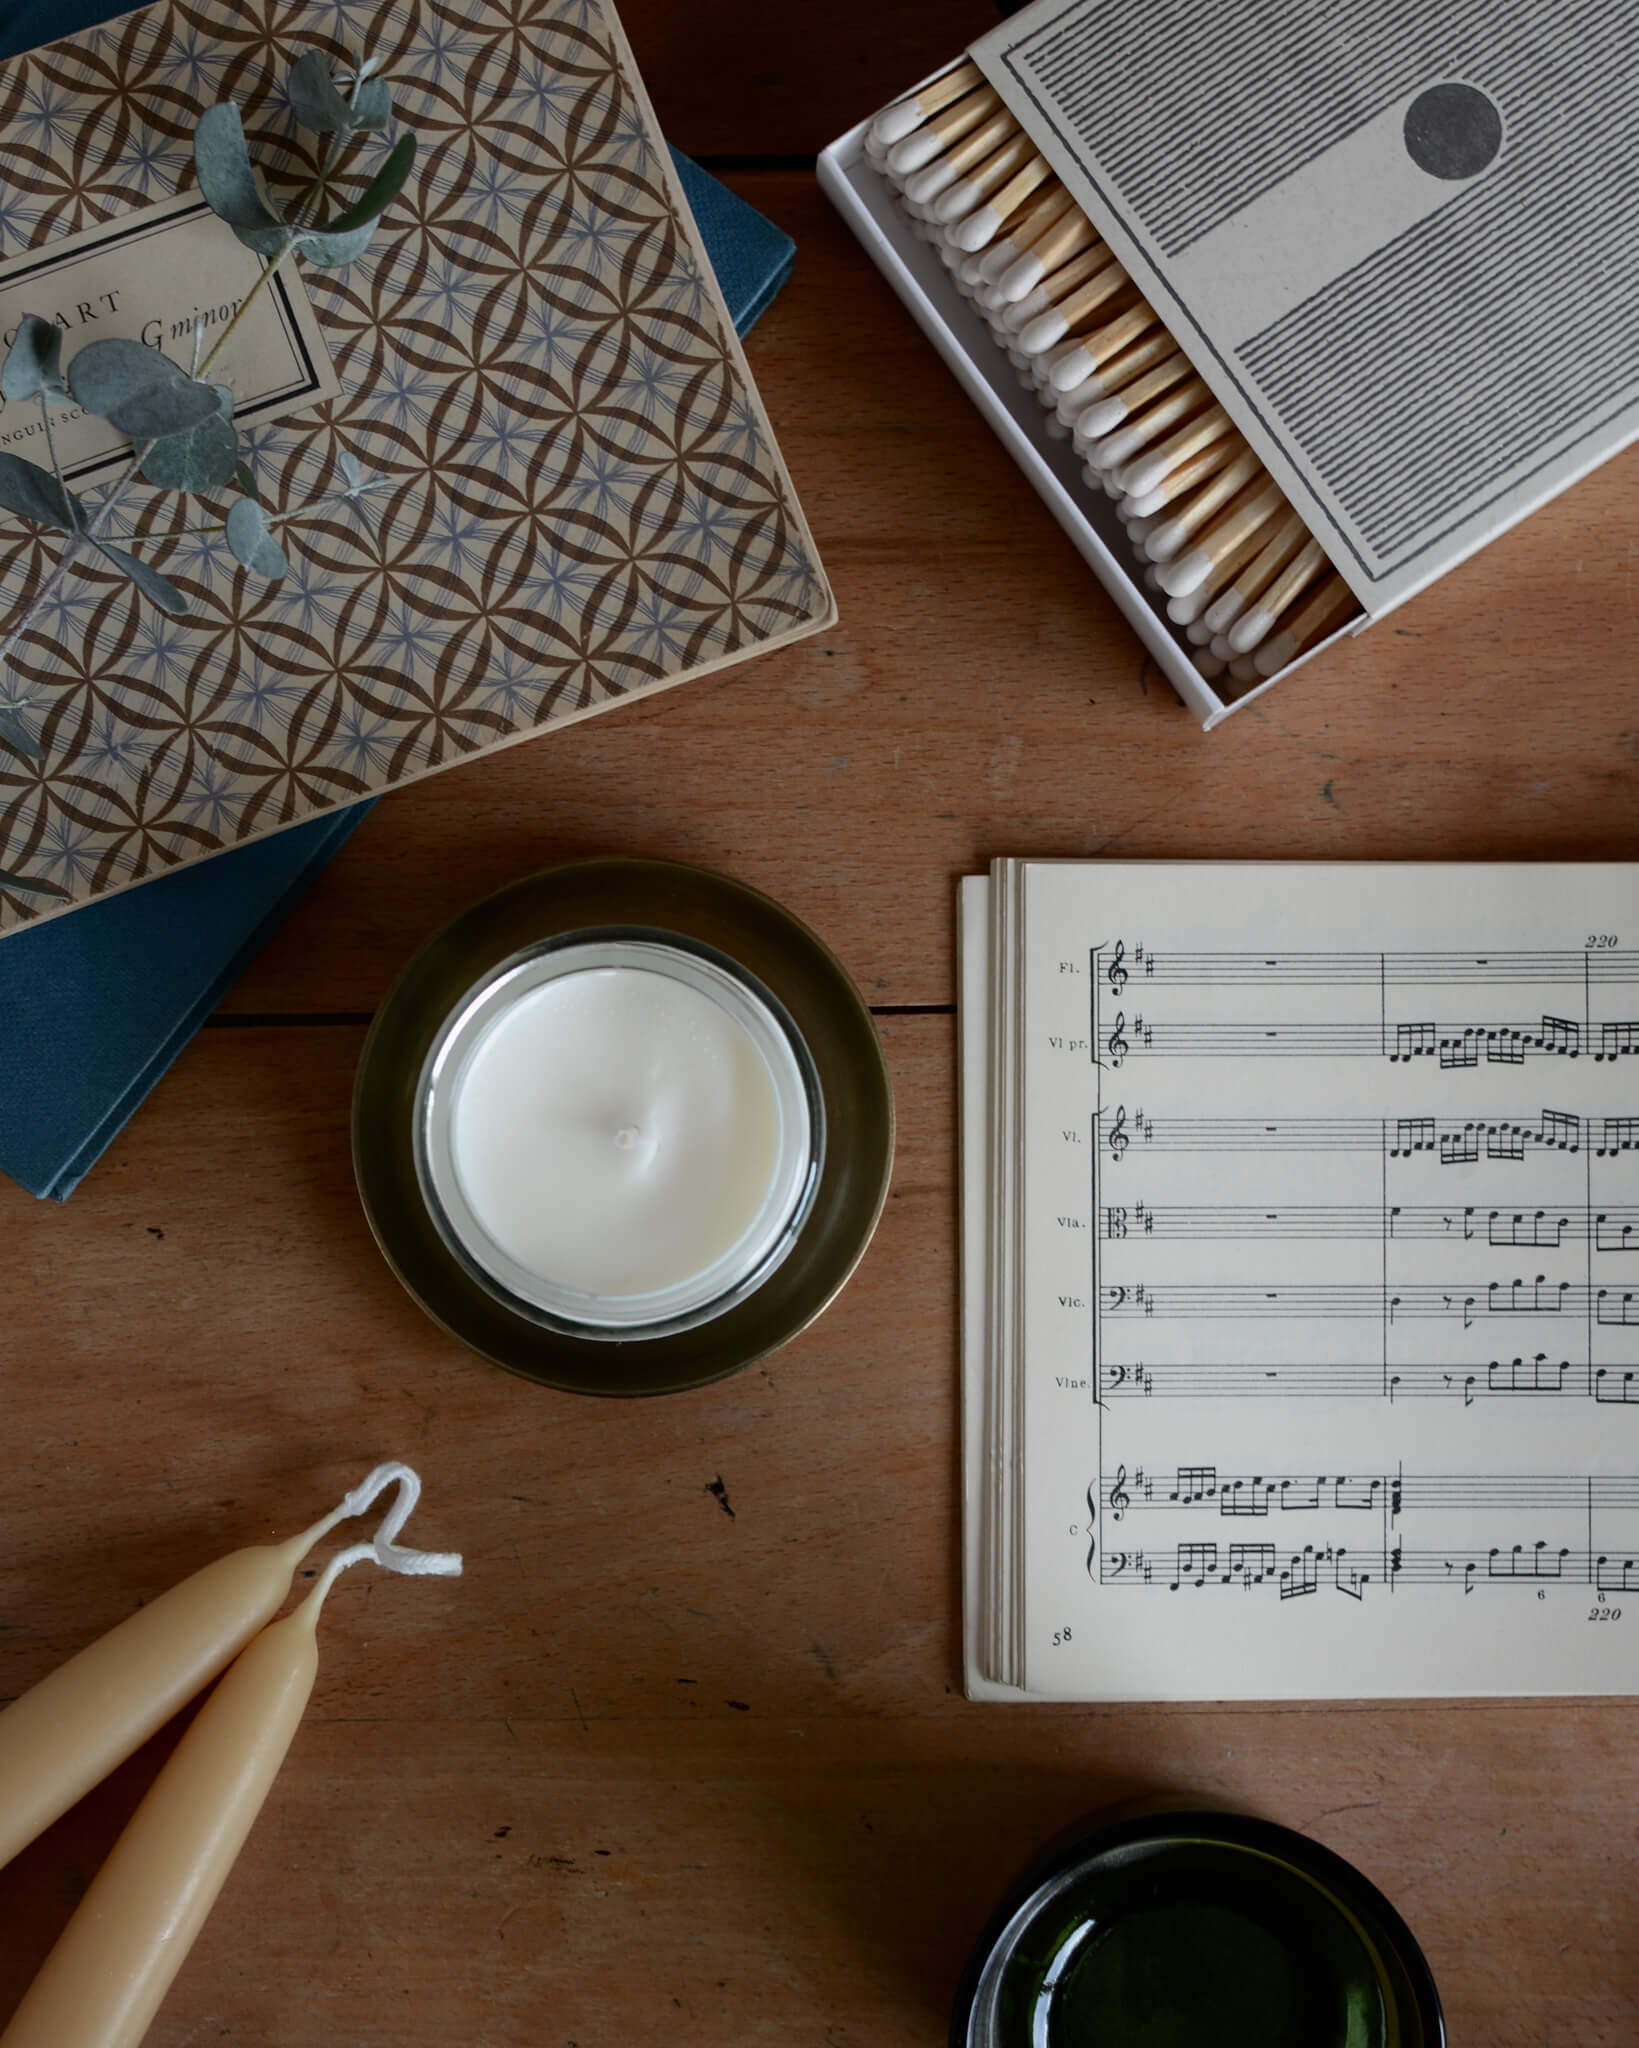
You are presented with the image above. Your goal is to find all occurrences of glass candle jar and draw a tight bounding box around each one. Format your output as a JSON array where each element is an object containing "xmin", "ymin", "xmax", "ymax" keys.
[{"xmin": 413, "ymin": 932, "xmax": 825, "ymax": 1340}]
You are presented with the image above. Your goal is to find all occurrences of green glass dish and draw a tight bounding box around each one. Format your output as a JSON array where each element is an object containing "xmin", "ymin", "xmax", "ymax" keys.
[
  {"xmin": 952, "ymin": 1810, "xmax": 1444, "ymax": 2048},
  {"xmin": 352, "ymin": 858, "xmax": 895, "ymax": 1395}
]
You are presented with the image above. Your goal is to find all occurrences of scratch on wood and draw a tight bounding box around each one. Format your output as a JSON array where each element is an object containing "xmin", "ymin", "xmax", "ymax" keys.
[
  {"xmin": 706, "ymin": 1475, "xmax": 735, "ymax": 1519},
  {"xmin": 569, "ymin": 1686, "xmax": 588, "ymax": 1733}
]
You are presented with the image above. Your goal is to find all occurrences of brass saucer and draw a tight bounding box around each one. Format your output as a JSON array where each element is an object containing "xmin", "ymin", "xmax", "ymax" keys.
[{"xmin": 352, "ymin": 858, "xmax": 894, "ymax": 1394}]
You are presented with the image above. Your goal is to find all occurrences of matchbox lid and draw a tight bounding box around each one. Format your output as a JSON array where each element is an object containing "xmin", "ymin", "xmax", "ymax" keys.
[{"xmin": 970, "ymin": 0, "xmax": 1639, "ymax": 617}]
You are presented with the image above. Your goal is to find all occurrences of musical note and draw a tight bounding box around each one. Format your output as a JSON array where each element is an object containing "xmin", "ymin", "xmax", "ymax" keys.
[
  {"xmin": 1598, "ymin": 1021, "xmax": 1639, "ymax": 1061},
  {"xmin": 1106, "ymin": 939, "xmax": 1128, "ymax": 996},
  {"xmin": 1228, "ymin": 1543, "xmax": 1276, "ymax": 1586},
  {"xmin": 1394, "ymin": 1021, "xmax": 1437, "ymax": 1061},
  {"xmin": 1170, "ymin": 1542, "xmax": 1218, "ymax": 1590}
]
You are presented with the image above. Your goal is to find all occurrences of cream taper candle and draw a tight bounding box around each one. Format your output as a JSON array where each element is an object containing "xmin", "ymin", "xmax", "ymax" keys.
[
  {"xmin": 0, "ymin": 1466, "xmax": 398, "ymax": 1872},
  {"xmin": 0, "ymin": 1465, "xmax": 459, "ymax": 2048}
]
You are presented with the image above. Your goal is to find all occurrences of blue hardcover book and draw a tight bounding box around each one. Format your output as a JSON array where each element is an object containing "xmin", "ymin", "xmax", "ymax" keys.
[{"xmin": 0, "ymin": 4, "xmax": 795, "ymax": 1198}]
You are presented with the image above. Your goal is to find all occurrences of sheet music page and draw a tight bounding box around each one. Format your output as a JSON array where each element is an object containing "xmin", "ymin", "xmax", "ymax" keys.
[{"xmin": 1019, "ymin": 862, "xmax": 1639, "ymax": 1699}]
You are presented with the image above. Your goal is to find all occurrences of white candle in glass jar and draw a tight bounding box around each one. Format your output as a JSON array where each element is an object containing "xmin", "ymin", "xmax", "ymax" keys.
[{"xmin": 417, "ymin": 939, "xmax": 821, "ymax": 1333}]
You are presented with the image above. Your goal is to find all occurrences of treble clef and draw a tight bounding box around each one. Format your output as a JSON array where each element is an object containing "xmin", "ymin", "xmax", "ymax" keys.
[
  {"xmin": 1109, "ymin": 1463, "xmax": 1131, "ymax": 1521},
  {"xmin": 1106, "ymin": 939, "xmax": 1128, "ymax": 996},
  {"xmin": 1107, "ymin": 1011, "xmax": 1130, "ymax": 1065},
  {"xmin": 1108, "ymin": 1106, "xmax": 1129, "ymax": 1161}
]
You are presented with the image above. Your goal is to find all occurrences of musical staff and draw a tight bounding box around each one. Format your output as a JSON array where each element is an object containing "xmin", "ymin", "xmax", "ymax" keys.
[
  {"xmin": 1101, "ymin": 1108, "xmax": 1637, "ymax": 1158},
  {"xmin": 1099, "ymin": 1467, "xmax": 1639, "ymax": 1515},
  {"xmin": 1099, "ymin": 1359, "xmax": 1639, "ymax": 1402},
  {"xmin": 1099, "ymin": 947, "xmax": 1639, "ymax": 989},
  {"xmin": 1102, "ymin": 1278, "xmax": 1639, "ymax": 1321},
  {"xmin": 1106, "ymin": 1015, "xmax": 1637, "ymax": 1063},
  {"xmin": 1104, "ymin": 1202, "xmax": 1639, "ymax": 1246},
  {"xmin": 1101, "ymin": 1543, "xmax": 1639, "ymax": 1596}
]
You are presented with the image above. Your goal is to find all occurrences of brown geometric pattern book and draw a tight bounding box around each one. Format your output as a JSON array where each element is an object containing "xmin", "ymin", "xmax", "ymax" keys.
[{"xmin": 0, "ymin": 0, "xmax": 833, "ymax": 934}]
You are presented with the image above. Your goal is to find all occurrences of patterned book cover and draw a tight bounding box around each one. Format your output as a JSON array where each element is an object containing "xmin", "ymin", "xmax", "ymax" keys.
[{"xmin": 0, "ymin": 0, "xmax": 833, "ymax": 935}]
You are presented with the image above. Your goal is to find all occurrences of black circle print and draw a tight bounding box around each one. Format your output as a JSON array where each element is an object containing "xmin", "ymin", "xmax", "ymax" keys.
[{"xmin": 1404, "ymin": 82, "xmax": 1504, "ymax": 180}]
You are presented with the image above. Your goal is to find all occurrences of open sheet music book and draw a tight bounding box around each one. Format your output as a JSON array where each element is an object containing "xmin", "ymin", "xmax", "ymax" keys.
[{"xmin": 960, "ymin": 861, "xmax": 1639, "ymax": 1702}]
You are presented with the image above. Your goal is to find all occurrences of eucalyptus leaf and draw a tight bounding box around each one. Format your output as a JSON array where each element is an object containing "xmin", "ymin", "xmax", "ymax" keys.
[
  {"xmin": 233, "ymin": 460, "xmax": 260, "ymax": 500},
  {"xmin": 91, "ymin": 540, "xmax": 190, "ymax": 615},
  {"xmin": 322, "ymin": 132, "xmax": 416, "ymax": 234},
  {"xmin": 0, "ymin": 452, "xmax": 85, "ymax": 531},
  {"xmin": 338, "ymin": 451, "xmax": 363, "ymax": 490},
  {"xmin": 298, "ymin": 220, "xmax": 379, "ymax": 268},
  {"xmin": 0, "ymin": 705, "xmax": 43, "ymax": 765},
  {"xmin": 194, "ymin": 102, "xmax": 282, "ymax": 230},
  {"xmin": 0, "ymin": 315, "xmax": 64, "ymax": 402},
  {"xmin": 233, "ymin": 222, "xmax": 296, "ymax": 261},
  {"xmin": 287, "ymin": 50, "xmax": 357, "ymax": 133},
  {"xmin": 68, "ymin": 339, "xmax": 222, "ymax": 441},
  {"xmin": 349, "ymin": 75, "xmax": 392, "ymax": 130},
  {"xmin": 139, "ymin": 383, "xmax": 238, "ymax": 492},
  {"xmin": 225, "ymin": 497, "xmax": 287, "ymax": 578}
]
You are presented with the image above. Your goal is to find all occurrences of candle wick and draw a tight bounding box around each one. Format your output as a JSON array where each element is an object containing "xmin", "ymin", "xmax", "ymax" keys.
[{"xmin": 613, "ymin": 1125, "xmax": 640, "ymax": 1151}]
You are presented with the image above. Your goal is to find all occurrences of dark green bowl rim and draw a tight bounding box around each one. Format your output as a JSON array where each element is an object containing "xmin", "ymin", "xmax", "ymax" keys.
[
  {"xmin": 352, "ymin": 857, "xmax": 895, "ymax": 1395},
  {"xmin": 949, "ymin": 1807, "xmax": 1445, "ymax": 2048}
]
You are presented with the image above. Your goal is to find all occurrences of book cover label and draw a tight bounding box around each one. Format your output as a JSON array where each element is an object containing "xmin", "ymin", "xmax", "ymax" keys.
[{"xmin": 0, "ymin": 192, "xmax": 340, "ymax": 482}]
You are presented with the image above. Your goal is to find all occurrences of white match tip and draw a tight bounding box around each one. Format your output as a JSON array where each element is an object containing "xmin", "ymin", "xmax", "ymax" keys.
[
  {"xmin": 937, "ymin": 240, "xmax": 965, "ymax": 269},
  {"xmin": 1157, "ymin": 548, "xmax": 1212, "ymax": 596},
  {"xmin": 996, "ymin": 252, "xmax": 1046, "ymax": 303},
  {"xmin": 1123, "ymin": 511, "xmax": 1159, "ymax": 539},
  {"xmin": 932, "ymin": 177, "xmax": 983, "ymax": 224},
  {"xmin": 1098, "ymin": 423, "xmax": 1148, "ymax": 471},
  {"xmin": 1202, "ymin": 590, "xmax": 1246, "ymax": 634},
  {"xmin": 953, "ymin": 206, "xmax": 1003, "ymax": 251},
  {"xmin": 1209, "ymin": 634, "xmax": 1234, "ymax": 660},
  {"xmin": 1118, "ymin": 449, "xmax": 1178, "ymax": 499},
  {"xmin": 903, "ymin": 159, "xmax": 960, "ymax": 204},
  {"xmin": 863, "ymin": 132, "xmax": 890, "ymax": 165},
  {"xmin": 1044, "ymin": 414, "xmax": 1070, "ymax": 440},
  {"xmin": 1185, "ymin": 619, "xmax": 1214, "ymax": 644},
  {"xmin": 887, "ymin": 129, "xmax": 947, "ymax": 175},
  {"xmin": 1143, "ymin": 518, "xmax": 1189, "ymax": 563},
  {"xmin": 1077, "ymin": 395, "xmax": 1128, "ymax": 438},
  {"xmin": 1142, "ymin": 564, "xmax": 1163, "ymax": 590},
  {"xmin": 1167, "ymin": 588, "xmax": 1205, "ymax": 623},
  {"xmin": 1229, "ymin": 655, "xmax": 1259, "ymax": 682},
  {"xmin": 1054, "ymin": 376, "xmax": 1103, "ymax": 425},
  {"xmin": 976, "ymin": 240, "xmax": 1021, "ymax": 285},
  {"xmin": 1080, "ymin": 462, "xmax": 1100, "ymax": 489},
  {"xmin": 1015, "ymin": 310, "xmax": 1068, "ymax": 356},
  {"xmin": 1254, "ymin": 631, "xmax": 1298, "ymax": 677},
  {"xmin": 1001, "ymin": 286, "xmax": 1052, "ymax": 331},
  {"xmin": 1227, "ymin": 605, "xmax": 1274, "ymax": 655},
  {"xmin": 1101, "ymin": 473, "xmax": 1123, "ymax": 499},
  {"xmin": 1048, "ymin": 345, "xmax": 1095, "ymax": 392},
  {"xmin": 871, "ymin": 104, "xmax": 925, "ymax": 147},
  {"xmin": 1193, "ymin": 651, "xmax": 1227, "ymax": 679}
]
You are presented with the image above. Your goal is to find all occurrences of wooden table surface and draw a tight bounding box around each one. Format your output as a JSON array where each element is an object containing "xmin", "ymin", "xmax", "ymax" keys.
[{"xmin": 5, "ymin": 5, "xmax": 1639, "ymax": 2043}]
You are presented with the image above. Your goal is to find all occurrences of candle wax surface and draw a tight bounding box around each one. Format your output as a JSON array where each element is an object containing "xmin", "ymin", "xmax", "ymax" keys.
[{"xmin": 450, "ymin": 966, "xmax": 789, "ymax": 1300}]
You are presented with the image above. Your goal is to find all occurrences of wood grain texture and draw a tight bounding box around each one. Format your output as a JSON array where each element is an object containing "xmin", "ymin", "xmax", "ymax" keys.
[
  {"xmin": 8, "ymin": 11, "xmax": 1639, "ymax": 2042},
  {"xmin": 3, "ymin": 1025, "xmax": 1638, "ymax": 2046},
  {"xmin": 222, "ymin": 172, "xmax": 1639, "ymax": 1020}
]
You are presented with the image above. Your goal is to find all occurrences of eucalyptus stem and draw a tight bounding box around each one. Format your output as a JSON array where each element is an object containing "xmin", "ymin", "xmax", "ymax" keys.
[
  {"xmin": 168, "ymin": 485, "xmax": 354, "ymax": 542},
  {"xmin": 194, "ymin": 235, "xmax": 299, "ymax": 382},
  {"xmin": 37, "ymin": 395, "xmax": 79, "ymax": 536},
  {"xmin": 0, "ymin": 449, "xmax": 146, "ymax": 671}
]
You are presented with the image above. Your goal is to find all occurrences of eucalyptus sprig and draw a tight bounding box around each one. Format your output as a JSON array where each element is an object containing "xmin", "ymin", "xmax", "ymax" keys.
[{"xmin": 0, "ymin": 50, "xmax": 419, "ymax": 770}]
